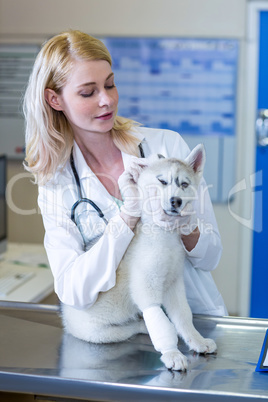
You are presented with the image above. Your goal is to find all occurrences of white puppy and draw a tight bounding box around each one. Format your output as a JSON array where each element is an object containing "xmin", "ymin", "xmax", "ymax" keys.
[{"xmin": 62, "ymin": 144, "xmax": 217, "ymax": 371}]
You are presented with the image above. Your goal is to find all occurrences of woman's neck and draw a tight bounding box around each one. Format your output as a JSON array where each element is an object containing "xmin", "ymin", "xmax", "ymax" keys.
[
  {"xmin": 74, "ymin": 132, "xmax": 124, "ymax": 199},
  {"xmin": 75, "ymin": 132, "xmax": 119, "ymax": 167}
]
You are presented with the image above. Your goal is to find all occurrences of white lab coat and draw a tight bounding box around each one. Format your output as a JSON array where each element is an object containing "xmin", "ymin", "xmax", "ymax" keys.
[{"xmin": 38, "ymin": 127, "xmax": 228, "ymax": 316}]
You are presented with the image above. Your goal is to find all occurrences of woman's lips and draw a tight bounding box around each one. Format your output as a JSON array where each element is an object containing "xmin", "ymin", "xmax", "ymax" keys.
[{"xmin": 96, "ymin": 112, "xmax": 113, "ymax": 120}]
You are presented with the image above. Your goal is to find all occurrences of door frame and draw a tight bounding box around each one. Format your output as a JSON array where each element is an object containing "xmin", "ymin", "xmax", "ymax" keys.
[{"xmin": 238, "ymin": 1, "xmax": 268, "ymax": 316}]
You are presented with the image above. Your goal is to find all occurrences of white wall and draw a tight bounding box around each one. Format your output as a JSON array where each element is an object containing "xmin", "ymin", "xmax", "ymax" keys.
[
  {"xmin": 0, "ymin": 0, "xmax": 246, "ymax": 39},
  {"xmin": 0, "ymin": 0, "xmax": 250, "ymax": 315}
]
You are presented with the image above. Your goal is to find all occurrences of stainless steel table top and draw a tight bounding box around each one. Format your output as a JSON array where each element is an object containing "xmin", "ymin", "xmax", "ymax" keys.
[{"xmin": 0, "ymin": 301, "xmax": 268, "ymax": 401}]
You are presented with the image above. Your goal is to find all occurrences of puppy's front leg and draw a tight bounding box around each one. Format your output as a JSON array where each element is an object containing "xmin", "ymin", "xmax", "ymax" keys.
[
  {"xmin": 164, "ymin": 280, "xmax": 217, "ymax": 354},
  {"xmin": 143, "ymin": 305, "xmax": 188, "ymax": 371}
]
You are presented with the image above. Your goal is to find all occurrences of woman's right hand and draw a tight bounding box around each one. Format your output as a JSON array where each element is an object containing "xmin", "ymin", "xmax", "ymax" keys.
[{"xmin": 118, "ymin": 157, "xmax": 148, "ymax": 228}]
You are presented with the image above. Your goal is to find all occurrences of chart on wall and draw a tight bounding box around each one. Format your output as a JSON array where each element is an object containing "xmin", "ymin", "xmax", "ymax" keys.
[
  {"xmin": 103, "ymin": 38, "xmax": 239, "ymax": 203},
  {"xmin": 103, "ymin": 38, "xmax": 239, "ymax": 137}
]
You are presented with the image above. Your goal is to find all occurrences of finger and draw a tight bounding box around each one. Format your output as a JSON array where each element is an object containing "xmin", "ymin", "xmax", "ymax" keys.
[
  {"xmin": 129, "ymin": 157, "xmax": 149, "ymax": 170},
  {"xmin": 128, "ymin": 165, "xmax": 143, "ymax": 182},
  {"xmin": 135, "ymin": 158, "xmax": 150, "ymax": 168},
  {"xmin": 118, "ymin": 171, "xmax": 133, "ymax": 189},
  {"xmin": 124, "ymin": 157, "xmax": 149, "ymax": 184}
]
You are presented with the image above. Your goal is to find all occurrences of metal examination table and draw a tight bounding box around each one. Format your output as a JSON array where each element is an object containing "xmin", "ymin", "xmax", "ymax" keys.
[{"xmin": 0, "ymin": 302, "xmax": 268, "ymax": 401}]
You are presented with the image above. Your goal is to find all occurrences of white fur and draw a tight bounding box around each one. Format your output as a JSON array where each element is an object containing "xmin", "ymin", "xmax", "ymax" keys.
[{"xmin": 61, "ymin": 144, "xmax": 217, "ymax": 371}]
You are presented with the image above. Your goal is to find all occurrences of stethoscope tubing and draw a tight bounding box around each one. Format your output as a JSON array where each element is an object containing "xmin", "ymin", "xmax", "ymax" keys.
[{"xmin": 71, "ymin": 198, "xmax": 107, "ymax": 223}]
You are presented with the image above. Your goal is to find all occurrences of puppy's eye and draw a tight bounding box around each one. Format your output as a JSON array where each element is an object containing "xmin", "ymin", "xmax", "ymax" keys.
[
  {"xmin": 158, "ymin": 178, "xmax": 168, "ymax": 185},
  {"xmin": 181, "ymin": 182, "xmax": 189, "ymax": 189}
]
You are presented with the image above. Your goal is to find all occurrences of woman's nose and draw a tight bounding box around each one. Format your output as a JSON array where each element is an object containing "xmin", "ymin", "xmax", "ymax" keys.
[{"xmin": 99, "ymin": 90, "xmax": 113, "ymax": 107}]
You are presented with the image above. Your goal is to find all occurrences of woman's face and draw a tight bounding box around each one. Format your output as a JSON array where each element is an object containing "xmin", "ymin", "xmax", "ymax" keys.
[{"xmin": 52, "ymin": 59, "xmax": 119, "ymax": 139}]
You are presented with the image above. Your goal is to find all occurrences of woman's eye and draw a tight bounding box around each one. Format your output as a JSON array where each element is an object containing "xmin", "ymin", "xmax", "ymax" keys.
[
  {"xmin": 158, "ymin": 178, "xmax": 168, "ymax": 185},
  {"xmin": 105, "ymin": 84, "xmax": 115, "ymax": 90},
  {"xmin": 181, "ymin": 182, "xmax": 189, "ymax": 189},
  {"xmin": 81, "ymin": 91, "xmax": 94, "ymax": 98}
]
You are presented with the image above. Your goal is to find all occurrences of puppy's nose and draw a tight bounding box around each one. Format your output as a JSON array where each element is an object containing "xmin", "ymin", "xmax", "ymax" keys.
[{"xmin": 170, "ymin": 196, "xmax": 182, "ymax": 209}]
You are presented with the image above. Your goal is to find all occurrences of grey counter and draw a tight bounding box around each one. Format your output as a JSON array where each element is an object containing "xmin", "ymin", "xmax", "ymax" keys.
[{"xmin": 0, "ymin": 301, "xmax": 268, "ymax": 401}]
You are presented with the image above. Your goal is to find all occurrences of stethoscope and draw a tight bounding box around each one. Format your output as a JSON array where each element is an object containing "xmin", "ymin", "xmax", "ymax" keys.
[
  {"xmin": 70, "ymin": 143, "xmax": 145, "ymax": 245},
  {"xmin": 70, "ymin": 151, "xmax": 108, "ymax": 225}
]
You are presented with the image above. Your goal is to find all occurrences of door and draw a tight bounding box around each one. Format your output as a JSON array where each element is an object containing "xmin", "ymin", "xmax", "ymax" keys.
[{"xmin": 251, "ymin": 9, "xmax": 268, "ymax": 318}]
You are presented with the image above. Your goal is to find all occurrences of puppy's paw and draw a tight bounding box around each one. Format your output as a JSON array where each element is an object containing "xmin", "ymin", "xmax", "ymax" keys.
[
  {"xmin": 189, "ymin": 337, "xmax": 217, "ymax": 354},
  {"xmin": 161, "ymin": 349, "xmax": 188, "ymax": 371}
]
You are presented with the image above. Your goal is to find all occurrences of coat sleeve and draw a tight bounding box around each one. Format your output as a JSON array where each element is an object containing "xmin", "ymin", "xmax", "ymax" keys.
[{"xmin": 38, "ymin": 184, "xmax": 134, "ymax": 309}]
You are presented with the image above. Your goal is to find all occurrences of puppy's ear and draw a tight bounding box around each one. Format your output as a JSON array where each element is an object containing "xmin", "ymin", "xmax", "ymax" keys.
[
  {"xmin": 185, "ymin": 144, "xmax": 206, "ymax": 175},
  {"xmin": 157, "ymin": 154, "xmax": 165, "ymax": 159}
]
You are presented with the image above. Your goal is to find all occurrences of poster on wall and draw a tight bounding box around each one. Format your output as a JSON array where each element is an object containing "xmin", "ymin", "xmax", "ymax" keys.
[{"xmin": 103, "ymin": 38, "xmax": 239, "ymax": 137}]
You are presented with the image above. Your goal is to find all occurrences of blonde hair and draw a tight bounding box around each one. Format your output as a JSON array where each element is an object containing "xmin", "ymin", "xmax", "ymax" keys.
[{"xmin": 23, "ymin": 30, "xmax": 140, "ymax": 184}]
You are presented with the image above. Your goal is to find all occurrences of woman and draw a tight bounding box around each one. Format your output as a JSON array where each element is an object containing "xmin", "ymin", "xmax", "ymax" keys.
[{"xmin": 24, "ymin": 30, "xmax": 227, "ymax": 316}]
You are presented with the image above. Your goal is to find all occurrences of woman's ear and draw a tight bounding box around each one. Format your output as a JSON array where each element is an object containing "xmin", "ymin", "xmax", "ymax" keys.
[{"xmin": 44, "ymin": 88, "xmax": 63, "ymax": 111}]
